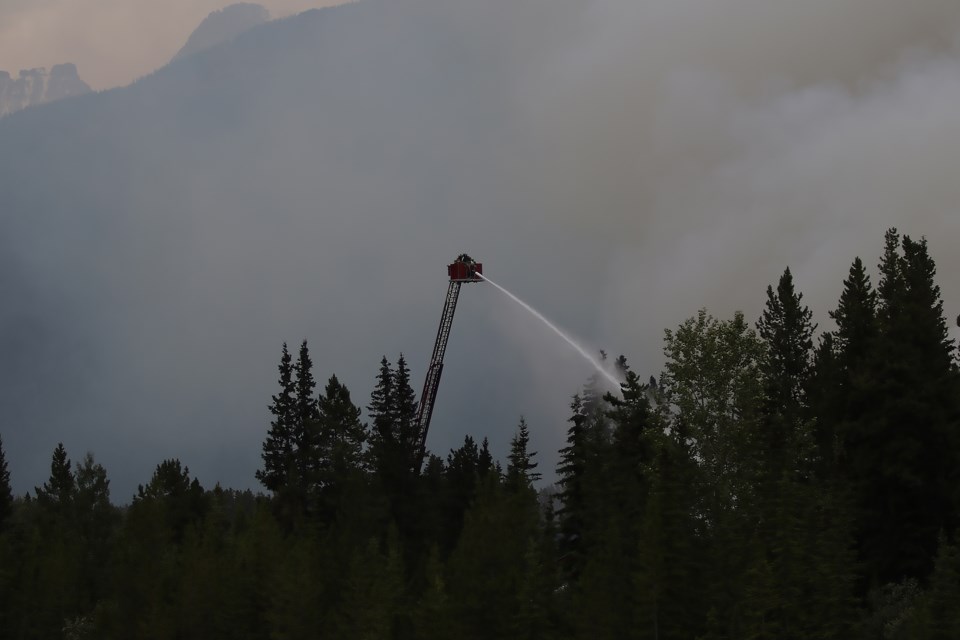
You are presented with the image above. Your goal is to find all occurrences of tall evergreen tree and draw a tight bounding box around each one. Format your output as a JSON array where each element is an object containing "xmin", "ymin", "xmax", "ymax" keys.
[
  {"xmin": 318, "ymin": 374, "xmax": 367, "ymax": 479},
  {"xmin": 506, "ymin": 417, "xmax": 540, "ymax": 490},
  {"xmin": 292, "ymin": 340, "xmax": 320, "ymax": 499},
  {"xmin": 368, "ymin": 356, "xmax": 396, "ymax": 477},
  {"xmin": 36, "ymin": 442, "xmax": 75, "ymax": 508},
  {"xmin": 256, "ymin": 343, "xmax": 296, "ymax": 493},
  {"xmin": 393, "ymin": 353, "xmax": 420, "ymax": 471},
  {"xmin": 756, "ymin": 267, "xmax": 816, "ymax": 476},
  {"xmin": 853, "ymin": 229, "xmax": 960, "ymax": 584},
  {"xmin": 830, "ymin": 256, "xmax": 878, "ymax": 367},
  {"xmin": 0, "ymin": 434, "xmax": 11, "ymax": 531}
]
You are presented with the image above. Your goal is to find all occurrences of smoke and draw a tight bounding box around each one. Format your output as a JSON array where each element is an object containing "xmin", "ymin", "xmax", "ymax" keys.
[
  {"xmin": 0, "ymin": 0, "xmax": 341, "ymax": 89},
  {"xmin": 497, "ymin": 0, "xmax": 960, "ymax": 370},
  {"xmin": 3, "ymin": 0, "xmax": 960, "ymax": 496}
]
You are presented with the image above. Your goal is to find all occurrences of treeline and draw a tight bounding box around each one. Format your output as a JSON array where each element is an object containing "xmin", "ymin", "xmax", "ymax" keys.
[{"xmin": 1, "ymin": 227, "xmax": 959, "ymax": 639}]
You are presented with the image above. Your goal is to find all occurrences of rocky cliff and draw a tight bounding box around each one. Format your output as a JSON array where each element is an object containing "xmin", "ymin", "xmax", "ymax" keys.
[{"xmin": 0, "ymin": 63, "xmax": 91, "ymax": 117}]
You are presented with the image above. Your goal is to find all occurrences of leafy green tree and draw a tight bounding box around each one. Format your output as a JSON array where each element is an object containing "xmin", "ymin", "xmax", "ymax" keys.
[
  {"xmin": 659, "ymin": 310, "xmax": 766, "ymax": 633},
  {"xmin": 659, "ymin": 310, "xmax": 765, "ymax": 519}
]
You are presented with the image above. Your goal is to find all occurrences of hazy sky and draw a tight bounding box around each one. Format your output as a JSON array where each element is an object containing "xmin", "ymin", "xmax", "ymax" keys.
[
  {"xmin": 2, "ymin": 0, "xmax": 960, "ymax": 499},
  {"xmin": 0, "ymin": 0, "xmax": 341, "ymax": 89}
]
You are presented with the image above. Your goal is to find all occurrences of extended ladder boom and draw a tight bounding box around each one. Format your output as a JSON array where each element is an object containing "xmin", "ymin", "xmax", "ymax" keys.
[{"xmin": 414, "ymin": 255, "xmax": 483, "ymax": 471}]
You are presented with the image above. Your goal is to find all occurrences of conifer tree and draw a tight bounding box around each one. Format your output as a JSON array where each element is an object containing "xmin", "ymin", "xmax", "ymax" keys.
[
  {"xmin": 36, "ymin": 442, "xmax": 75, "ymax": 508},
  {"xmin": 917, "ymin": 534, "xmax": 960, "ymax": 639},
  {"xmin": 393, "ymin": 353, "xmax": 420, "ymax": 470},
  {"xmin": 854, "ymin": 229, "xmax": 960, "ymax": 583},
  {"xmin": 756, "ymin": 267, "xmax": 816, "ymax": 477},
  {"xmin": 478, "ymin": 437, "xmax": 494, "ymax": 478},
  {"xmin": 556, "ymin": 394, "xmax": 589, "ymax": 580},
  {"xmin": 506, "ymin": 417, "xmax": 540, "ymax": 490},
  {"xmin": 367, "ymin": 356, "xmax": 395, "ymax": 477},
  {"xmin": 292, "ymin": 340, "xmax": 320, "ymax": 497},
  {"xmin": 318, "ymin": 374, "xmax": 367, "ymax": 479},
  {"xmin": 830, "ymin": 256, "xmax": 878, "ymax": 367},
  {"xmin": 0, "ymin": 434, "xmax": 11, "ymax": 531},
  {"xmin": 256, "ymin": 343, "xmax": 296, "ymax": 493}
]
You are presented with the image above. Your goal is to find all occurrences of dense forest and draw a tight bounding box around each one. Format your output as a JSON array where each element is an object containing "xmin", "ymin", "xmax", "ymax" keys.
[{"xmin": 1, "ymin": 228, "xmax": 959, "ymax": 639}]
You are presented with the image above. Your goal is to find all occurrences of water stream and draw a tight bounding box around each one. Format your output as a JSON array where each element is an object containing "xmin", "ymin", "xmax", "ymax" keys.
[{"xmin": 476, "ymin": 272, "xmax": 622, "ymax": 391}]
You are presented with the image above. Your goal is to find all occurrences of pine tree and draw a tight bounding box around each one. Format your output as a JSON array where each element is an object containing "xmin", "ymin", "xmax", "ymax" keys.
[
  {"xmin": 506, "ymin": 417, "xmax": 541, "ymax": 490},
  {"xmin": 73, "ymin": 453, "xmax": 116, "ymax": 618},
  {"xmin": 853, "ymin": 229, "xmax": 960, "ymax": 583},
  {"xmin": 318, "ymin": 374, "xmax": 367, "ymax": 479},
  {"xmin": 136, "ymin": 459, "xmax": 207, "ymax": 542},
  {"xmin": 36, "ymin": 442, "xmax": 75, "ymax": 508},
  {"xmin": 556, "ymin": 394, "xmax": 589, "ymax": 580},
  {"xmin": 393, "ymin": 353, "xmax": 420, "ymax": 471},
  {"xmin": 292, "ymin": 340, "xmax": 320, "ymax": 502},
  {"xmin": 917, "ymin": 533, "xmax": 960, "ymax": 639},
  {"xmin": 367, "ymin": 356, "xmax": 395, "ymax": 478},
  {"xmin": 256, "ymin": 343, "xmax": 296, "ymax": 493},
  {"xmin": 478, "ymin": 437, "xmax": 494, "ymax": 478},
  {"xmin": 830, "ymin": 257, "xmax": 878, "ymax": 367},
  {"xmin": 0, "ymin": 434, "xmax": 12, "ymax": 531},
  {"xmin": 756, "ymin": 267, "xmax": 816, "ymax": 477}
]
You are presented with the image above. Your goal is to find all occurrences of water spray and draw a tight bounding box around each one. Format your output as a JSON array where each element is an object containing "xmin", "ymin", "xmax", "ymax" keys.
[
  {"xmin": 476, "ymin": 271, "xmax": 623, "ymax": 391},
  {"xmin": 413, "ymin": 255, "xmax": 622, "ymax": 473}
]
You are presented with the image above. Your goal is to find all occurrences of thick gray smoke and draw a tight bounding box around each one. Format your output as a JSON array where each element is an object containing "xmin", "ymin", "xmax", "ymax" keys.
[{"xmin": 2, "ymin": 0, "xmax": 959, "ymax": 497}]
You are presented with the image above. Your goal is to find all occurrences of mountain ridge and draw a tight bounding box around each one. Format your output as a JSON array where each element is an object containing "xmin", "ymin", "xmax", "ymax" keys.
[{"xmin": 0, "ymin": 63, "xmax": 91, "ymax": 117}]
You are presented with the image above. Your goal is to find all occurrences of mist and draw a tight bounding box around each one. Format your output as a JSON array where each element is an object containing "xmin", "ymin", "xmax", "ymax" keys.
[
  {"xmin": 2, "ymin": 0, "xmax": 959, "ymax": 498},
  {"xmin": 0, "ymin": 0, "xmax": 341, "ymax": 89}
]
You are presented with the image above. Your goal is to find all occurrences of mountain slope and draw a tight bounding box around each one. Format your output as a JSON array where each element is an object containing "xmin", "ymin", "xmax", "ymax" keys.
[
  {"xmin": 0, "ymin": 64, "xmax": 91, "ymax": 117},
  {"xmin": 0, "ymin": 0, "xmax": 567, "ymax": 497},
  {"xmin": 173, "ymin": 3, "xmax": 271, "ymax": 62}
]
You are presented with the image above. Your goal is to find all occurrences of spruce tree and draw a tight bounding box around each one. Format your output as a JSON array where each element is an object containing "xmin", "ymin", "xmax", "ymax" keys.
[
  {"xmin": 36, "ymin": 442, "xmax": 74, "ymax": 507},
  {"xmin": 292, "ymin": 340, "xmax": 320, "ymax": 500},
  {"xmin": 556, "ymin": 395, "xmax": 592, "ymax": 581},
  {"xmin": 393, "ymin": 353, "xmax": 420, "ymax": 471},
  {"xmin": 318, "ymin": 374, "xmax": 367, "ymax": 479},
  {"xmin": 506, "ymin": 417, "xmax": 540, "ymax": 490},
  {"xmin": 256, "ymin": 343, "xmax": 296, "ymax": 493},
  {"xmin": 0, "ymin": 434, "xmax": 11, "ymax": 531},
  {"xmin": 830, "ymin": 256, "xmax": 878, "ymax": 367},
  {"xmin": 855, "ymin": 230, "xmax": 960, "ymax": 583},
  {"xmin": 756, "ymin": 267, "xmax": 816, "ymax": 477},
  {"xmin": 918, "ymin": 534, "xmax": 960, "ymax": 639},
  {"xmin": 367, "ymin": 356, "xmax": 395, "ymax": 477}
]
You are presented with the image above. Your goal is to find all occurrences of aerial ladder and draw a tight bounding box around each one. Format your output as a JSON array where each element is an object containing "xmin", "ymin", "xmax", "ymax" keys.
[{"xmin": 414, "ymin": 254, "xmax": 483, "ymax": 472}]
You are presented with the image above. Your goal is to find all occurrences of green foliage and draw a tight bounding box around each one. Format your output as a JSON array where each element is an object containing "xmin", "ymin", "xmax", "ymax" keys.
[
  {"xmin": 7, "ymin": 227, "xmax": 960, "ymax": 640},
  {"xmin": 36, "ymin": 442, "xmax": 75, "ymax": 509},
  {"xmin": 0, "ymin": 434, "xmax": 11, "ymax": 531},
  {"xmin": 506, "ymin": 417, "xmax": 540, "ymax": 490},
  {"xmin": 257, "ymin": 342, "xmax": 296, "ymax": 494}
]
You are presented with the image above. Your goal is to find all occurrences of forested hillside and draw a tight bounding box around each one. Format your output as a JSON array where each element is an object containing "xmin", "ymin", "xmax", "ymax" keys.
[{"xmin": 1, "ymin": 228, "xmax": 958, "ymax": 638}]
